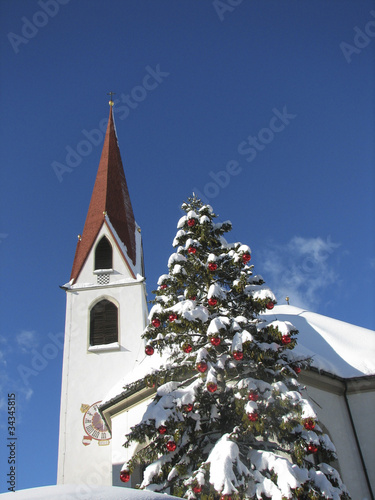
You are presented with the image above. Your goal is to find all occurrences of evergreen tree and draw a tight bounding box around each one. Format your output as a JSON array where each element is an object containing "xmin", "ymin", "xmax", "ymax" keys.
[{"xmin": 122, "ymin": 196, "xmax": 350, "ymax": 500}]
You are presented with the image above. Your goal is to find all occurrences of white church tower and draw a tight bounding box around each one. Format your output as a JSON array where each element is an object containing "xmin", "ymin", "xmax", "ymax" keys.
[{"xmin": 57, "ymin": 101, "xmax": 148, "ymax": 486}]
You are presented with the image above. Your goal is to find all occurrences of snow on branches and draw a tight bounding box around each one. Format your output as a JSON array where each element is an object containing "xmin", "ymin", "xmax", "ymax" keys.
[{"xmin": 123, "ymin": 196, "xmax": 350, "ymax": 499}]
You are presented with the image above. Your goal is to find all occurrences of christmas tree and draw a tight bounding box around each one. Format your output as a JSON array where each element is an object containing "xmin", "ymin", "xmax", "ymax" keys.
[{"xmin": 122, "ymin": 196, "xmax": 350, "ymax": 499}]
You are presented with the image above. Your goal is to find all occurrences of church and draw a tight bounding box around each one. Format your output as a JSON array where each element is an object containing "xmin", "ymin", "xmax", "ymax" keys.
[{"xmin": 57, "ymin": 101, "xmax": 375, "ymax": 500}]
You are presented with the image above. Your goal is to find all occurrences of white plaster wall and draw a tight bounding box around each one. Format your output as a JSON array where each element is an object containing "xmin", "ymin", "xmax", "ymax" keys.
[
  {"xmin": 57, "ymin": 224, "xmax": 148, "ymax": 486},
  {"xmin": 302, "ymin": 384, "xmax": 371, "ymax": 500},
  {"xmin": 111, "ymin": 400, "xmax": 151, "ymax": 488},
  {"xmin": 347, "ymin": 390, "xmax": 375, "ymax": 495}
]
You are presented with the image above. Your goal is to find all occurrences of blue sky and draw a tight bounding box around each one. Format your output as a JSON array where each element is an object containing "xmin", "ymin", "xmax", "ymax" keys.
[{"xmin": 0, "ymin": 0, "xmax": 374, "ymax": 493}]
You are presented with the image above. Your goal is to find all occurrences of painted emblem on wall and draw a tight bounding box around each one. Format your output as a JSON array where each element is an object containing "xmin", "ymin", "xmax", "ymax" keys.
[{"xmin": 81, "ymin": 402, "xmax": 111, "ymax": 446}]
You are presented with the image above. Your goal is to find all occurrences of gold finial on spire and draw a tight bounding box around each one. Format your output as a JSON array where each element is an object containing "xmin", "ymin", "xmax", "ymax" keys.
[{"xmin": 107, "ymin": 91, "xmax": 116, "ymax": 106}]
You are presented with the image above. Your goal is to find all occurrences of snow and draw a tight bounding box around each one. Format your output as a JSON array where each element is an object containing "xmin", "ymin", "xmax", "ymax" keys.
[
  {"xmin": 262, "ymin": 305, "xmax": 375, "ymax": 378},
  {"xmin": 0, "ymin": 485, "xmax": 180, "ymax": 500},
  {"xmin": 207, "ymin": 283, "xmax": 226, "ymax": 301},
  {"xmin": 249, "ymin": 450, "xmax": 309, "ymax": 499},
  {"xmin": 206, "ymin": 434, "xmax": 250, "ymax": 495}
]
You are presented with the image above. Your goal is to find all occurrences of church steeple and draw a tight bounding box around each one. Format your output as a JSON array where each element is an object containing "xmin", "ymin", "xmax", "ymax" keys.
[
  {"xmin": 70, "ymin": 103, "xmax": 138, "ymax": 283},
  {"xmin": 58, "ymin": 101, "xmax": 148, "ymax": 486}
]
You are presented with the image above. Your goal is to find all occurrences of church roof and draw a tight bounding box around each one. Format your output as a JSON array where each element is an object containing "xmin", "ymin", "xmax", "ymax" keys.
[
  {"xmin": 70, "ymin": 105, "xmax": 137, "ymax": 283},
  {"xmin": 100, "ymin": 305, "xmax": 375, "ymax": 408}
]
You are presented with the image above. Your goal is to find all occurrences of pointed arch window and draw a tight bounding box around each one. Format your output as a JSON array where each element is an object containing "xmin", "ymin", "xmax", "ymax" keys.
[
  {"xmin": 90, "ymin": 299, "xmax": 118, "ymax": 346},
  {"xmin": 95, "ymin": 236, "xmax": 112, "ymax": 270}
]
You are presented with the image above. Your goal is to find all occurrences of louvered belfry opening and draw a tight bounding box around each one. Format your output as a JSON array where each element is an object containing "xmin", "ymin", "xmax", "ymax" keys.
[
  {"xmin": 90, "ymin": 299, "xmax": 118, "ymax": 346},
  {"xmin": 95, "ymin": 236, "xmax": 112, "ymax": 270}
]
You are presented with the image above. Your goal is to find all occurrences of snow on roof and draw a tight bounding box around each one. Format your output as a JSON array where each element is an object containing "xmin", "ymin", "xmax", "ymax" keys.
[
  {"xmin": 262, "ymin": 305, "xmax": 375, "ymax": 378},
  {"xmin": 102, "ymin": 305, "xmax": 375, "ymax": 407},
  {"xmin": 0, "ymin": 484, "xmax": 179, "ymax": 500}
]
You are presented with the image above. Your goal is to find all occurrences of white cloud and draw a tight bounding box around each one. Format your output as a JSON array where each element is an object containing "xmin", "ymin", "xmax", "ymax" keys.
[
  {"xmin": 259, "ymin": 235, "xmax": 341, "ymax": 311},
  {"xmin": 16, "ymin": 330, "xmax": 38, "ymax": 353}
]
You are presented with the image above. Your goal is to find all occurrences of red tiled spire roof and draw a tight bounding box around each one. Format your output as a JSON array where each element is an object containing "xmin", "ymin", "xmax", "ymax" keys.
[{"xmin": 70, "ymin": 105, "xmax": 136, "ymax": 282}]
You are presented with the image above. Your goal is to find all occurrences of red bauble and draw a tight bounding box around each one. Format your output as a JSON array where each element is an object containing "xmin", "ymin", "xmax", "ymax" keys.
[
  {"xmin": 266, "ymin": 301, "xmax": 274, "ymax": 310},
  {"xmin": 187, "ymin": 219, "xmax": 196, "ymax": 227},
  {"xmin": 307, "ymin": 444, "xmax": 318, "ymax": 454},
  {"xmin": 158, "ymin": 425, "xmax": 167, "ymax": 434},
  {"xmin": 183, "ymin": 344, "xmax": 192, "ymax": 353},
  {"xmin": 208, "ymin": 262, "xmax": 218, "ymax": 272},
  {"xmin": 145, "ymin": 345, "xmax": 154, "ymax": 356},
  {"xmin": 208, "ymin": 298, "xmax": 218, "ymax": 306},
  {"xmin": 293, "ymin": 365, "xmax": 301, "ymax": 374},
  {"xmin": 304, "ymin": 419, "xmax": 316, "ymax": 431},
  {"xmin": 233, "ymin": 351, "xmax": 243, "ymax": 360},
  {"xmin": 207, "ymin": 382, "xmax": 217, "ymax": 393},
  {"xmin": 220, "ymin": 497, "xmax": 232, "ymax": 500},
  {"xmin": 196, "ymin": 361, "xmax": 208, "ymax": 373},
  {"xmin": 188, "ymin": 246, "xmax": 197, "ymax": 254},
  {"xmin": 248, "ymin": 391, "xmax": 259, "ymax": 401},
  {"xmin": 160, "ymin": 284, "xmax": 167, "ymax": 290},
  {"xmin": 193, "ymin": 486, "xmax": 202, "ymax": 494},
  {"xmin": 242, "ymin": 253, "xmax": 251, "ymax": 264},
  {"xmin": 169, "ymin": 313, "xmax": 177, "ymax": 322},
  {"xmin": 184, "ymin": 403, "xmax": 193, "ymax": 412},
  {"xmin": 120, "ymin": 470, "xmax": 130, "ymax": 483},
  {"xmin": 248, "ymin": 412, "xmax": 258, "ymax": 422},
  {"xmin": 166, "ymin": 441, "xmax": 177, "ymax": 452},
  {"xmin": 210, "ymin": 336, "xmax": 221, "ymax": 346},
  {"xmin": 152, "ymin": 318, "xmax": 161, "ymax": 328},
  {"xmin": 281, "ymin": 335, "xmax": 291, "ymax": 345},
  {"xmin": 189, "ymin": 295, "xmax": 196, "ymax": 301}
]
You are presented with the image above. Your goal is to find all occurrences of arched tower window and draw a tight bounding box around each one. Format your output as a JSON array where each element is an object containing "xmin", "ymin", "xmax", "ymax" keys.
[
  {"xmin": 95, "ymin": 236, "xmax": 112, "ymax": 270},
  {"xmin": 90, "ymin": 299, "xmax": 118, "ymax": 346}
]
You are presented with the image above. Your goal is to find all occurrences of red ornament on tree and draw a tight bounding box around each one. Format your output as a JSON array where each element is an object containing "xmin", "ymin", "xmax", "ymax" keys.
[
  {"xmin": 242, "ymin": 253, "xmax": 251, "ymax": 264},
  {"xmin": 184, "ymin": 403, "xmax": 193, "ymax": 412},
  {"xmin": 158, "ymin": 425, "xmax": 167, "ymax": 434},
  {"xmin": 233, "ymin": 351, "xmax": 243, "ymax": 360},
  {"xmin": 120, "ymin": 470, "xmax": 130, "ymax": 483},
  {"xmin": 210, "ymin": 336, "xmax": 221, "ymax": 346},
  {"xmin": 183, "ymin": 343, "xmax": 192, "ymax": 353},
  {"xmin": 248, "ymin": 391, "xmax": 259, "ymax": 401},
  {"xmin": 281, "ymin": 335, "xmax": 291, "ymax": 345},
  {"xmin": 145, "ymin": 345, "xmax": 154, "ymax": 356},
  {"xmin": 152, "ymin": 318, "xmax": 161, "ymax": 328},
  {"xmin": 221, "ymin": 497, "xmax": 232, "ymax": 500},
  {"xmin": 293, "ymin": 365, "xmax": 301, "ymax": 374},
  {"xmin": 196, "ymin": 361, "xmax": 208, "ymax": 373},
  {"xmin": 166, "ymin": 441, "xmax": 177, "ymax": 452},
  {"xmin": 207, "ymin": 382, "xmax": 217, "ymax": 393},
  {"xmin": 208, "ymin": 298, "xmax": 218, "ymax": 306},
  {"xmin": 169, "ymin": 313, "xmax": 177, "ymax": 322},
  {"xmin": 208, "ymin": 262, "xmax": 217, "ymax": 272},
  {"xmin": 160, "ymin": 284, "xmax": 167, "ymax": 290},
  {"xmin": 248, "ymin": 412, "xmax": 259, "ymax": 422},
  {"xmin": 193, "ymin": 486, "xmax": 202, "ymax": 494},
  {"xmin": 188, "ymin": 246, "xmax": 197, "ymax": 254},
  {"xmin": 266, "ymin": 301, "xmax": 274, "ymax": 310},
  {"xmin": 304, "ymin": 419, "xmax": 316, "ymax": 431},
  {"xmin": 307, "ymin": 444, "xmax": 318, "ymax": 454},
  {"xmin": 187, "ymin": 219, "xmax": 196, "ymax": 227},
  {"xmin": 189, "ymin": 295, "xmax": 196, "ymax": 301}
]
